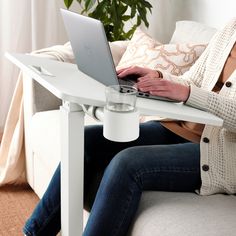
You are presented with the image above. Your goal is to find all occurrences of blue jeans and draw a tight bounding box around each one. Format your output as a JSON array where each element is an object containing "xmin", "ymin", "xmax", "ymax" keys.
[{"xmin": 23, "ymin": 121, "xmax": 200, "ymax": 236}]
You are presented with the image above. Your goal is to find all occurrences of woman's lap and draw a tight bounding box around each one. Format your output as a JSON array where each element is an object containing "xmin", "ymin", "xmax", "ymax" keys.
[
  {"xmin": 84, "ymin": 120, "xmax": 191, "ymax": 171},
  {"xmin": 84, "ymin": 120, "xmax": 194, "ymax": 207}
]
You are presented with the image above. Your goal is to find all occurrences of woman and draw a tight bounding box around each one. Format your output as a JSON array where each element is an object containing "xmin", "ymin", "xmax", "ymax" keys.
[{"xmin": 23, "ymin": 18, "xmax": 236, "ymax": 236}]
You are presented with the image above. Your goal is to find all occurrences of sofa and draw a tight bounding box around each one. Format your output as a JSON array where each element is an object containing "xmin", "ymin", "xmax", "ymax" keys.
[{"xmin": 22, "ymin": 21, "xmax": 236, "ymax": 235}]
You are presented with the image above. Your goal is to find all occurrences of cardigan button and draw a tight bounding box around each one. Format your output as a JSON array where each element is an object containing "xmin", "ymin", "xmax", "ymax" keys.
[
  {"xmin": 203, "ymin": 137, "xmax": 210, "ymax": 143},
  {"xmin": 202, "ymin": 165, "xmax": 209, "ymax": 171},
  {"xmin": 225, "ymin": 81, "xmax": 232, "ymax": 87}
]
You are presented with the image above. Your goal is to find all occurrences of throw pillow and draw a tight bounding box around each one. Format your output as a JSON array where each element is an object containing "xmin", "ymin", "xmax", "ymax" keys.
[
  {"xmin": 117, "ymin": 28, "xmax": 207, "ymax": 76},
  {"xmin": 170, "ymin": 20, "xmax": 217, "ymax": 44},
  {"xmin": 109, "ymin": 40, "xmax": 129, "ymax": 66}
]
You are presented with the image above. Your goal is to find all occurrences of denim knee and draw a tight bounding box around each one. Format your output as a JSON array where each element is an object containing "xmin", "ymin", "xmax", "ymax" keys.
[{"xmin": 104, "ymin": 147, "xmax": 141, "ymax": 184}]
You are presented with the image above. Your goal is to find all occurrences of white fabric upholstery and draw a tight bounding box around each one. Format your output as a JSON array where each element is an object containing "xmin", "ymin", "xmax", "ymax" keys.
[
  {"xmin": 109, "ymin": 40, "xmax": 129, "ymax": 66},
  {"xmin": 170, "ymin": 21, "xmax": 217, "ymax": 44},
  {"xmin": 129, "ymin": 192, "xmax": 236, "ymax": 236},
  {"xmin": 29, "ymin": 110, "xmax": 100, "ymax": 198},
  {"xmin": 30, "ymin": 111, "xmax": 61, "ymax": 174}
]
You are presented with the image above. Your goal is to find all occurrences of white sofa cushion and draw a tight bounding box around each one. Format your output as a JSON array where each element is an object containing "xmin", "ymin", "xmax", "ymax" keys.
[
  {"xmin": 29, "ymin": 110, "xmax": 100, "ymax": 197},
  {"xmin": 30, "ymin": 110, "xmax": 100, "ymax": 172},
  {"xmin": 129, "ymin": 191, "xmax": 236, "ymax": 236},
  {"xmin": 170, "ymin": 20, "xmax": 217, "ymax": 44},
  {"xmin": 30, "ymin": 110, "xmax": 61, "ymax": 171}
]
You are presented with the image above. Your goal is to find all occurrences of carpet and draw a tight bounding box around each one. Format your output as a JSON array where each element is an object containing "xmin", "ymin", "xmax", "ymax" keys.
[{"xmin": 0, "ymin": 183, "xmax": 39, "ymax": 236}]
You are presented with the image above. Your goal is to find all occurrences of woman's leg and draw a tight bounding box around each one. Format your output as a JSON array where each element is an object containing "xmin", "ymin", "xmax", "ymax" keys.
[
  {"xmin": 84, "ymin": 121, "xmax": 189, "ymax": 210},
  {"xmin": 23, "ymin": 121, "xmax": 190, "ymax": 235},
  {"xmin": 83, "ymin": 142, "xmax": 200, "ymax": 236},
  {"xmin": 23, "ymin": 164, "xmax": 61, "ymax": 236}
]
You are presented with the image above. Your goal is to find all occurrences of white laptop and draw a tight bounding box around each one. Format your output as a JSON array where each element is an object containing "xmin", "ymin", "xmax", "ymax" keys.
[{"xmin": 60, "ymin": 9, "xmax": 176, "ymax": 102}]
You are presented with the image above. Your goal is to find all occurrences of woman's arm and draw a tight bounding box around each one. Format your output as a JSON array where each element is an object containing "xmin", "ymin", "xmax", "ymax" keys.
[{"xmin": 186, "ymin": 85, "xmax": 236, "ymax": 132}]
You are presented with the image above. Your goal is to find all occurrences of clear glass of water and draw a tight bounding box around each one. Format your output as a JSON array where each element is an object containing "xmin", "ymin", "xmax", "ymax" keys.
[{"xmin": 105, "ymin": 85, "xmax": 138, "ymax": 113}]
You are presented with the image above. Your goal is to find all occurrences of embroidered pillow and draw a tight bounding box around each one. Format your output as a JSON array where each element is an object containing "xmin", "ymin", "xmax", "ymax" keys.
[{"xmin": 117, "ymin": 28, "xmax": 207, "ymax": 76}]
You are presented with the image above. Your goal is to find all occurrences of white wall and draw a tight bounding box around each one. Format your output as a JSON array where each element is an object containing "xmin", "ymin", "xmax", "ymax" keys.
[
  {"xmin": 144, "ymin": 0, "xmax": 236, "ymax": 43},
  {"xmin": 183, "ymin": 0, "xmax": 236, "ymax": 29},
  {"xmin": 0, "ymin": 0, "xmax": 81, "ymax": 132}
]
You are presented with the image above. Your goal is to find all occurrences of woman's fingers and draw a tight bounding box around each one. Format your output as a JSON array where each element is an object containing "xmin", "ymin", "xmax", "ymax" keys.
[
  {"xmin": 137, "ymin": 77, "xmax": 165, "ymax": 89},
  {"xmin": 117, "ymin": 66, "xmax": 139, "ymax": 77},
  {"xmin": 117, "ymin": 66, "xmax": 157, "ymax": 78},
  {"xmin": 137, "ymin": 78, "xmax": 190, "ymax": 102}
]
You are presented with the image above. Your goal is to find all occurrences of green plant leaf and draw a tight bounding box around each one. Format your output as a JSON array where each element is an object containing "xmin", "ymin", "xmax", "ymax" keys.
[
  {"xmin": 130, "ymin": 5, "xmax": 136, "ymax": 18},
  {"xmin": 122, "ymin": 15, "xmax": 131, "ymax": 21},
  {"xmin": 63, "ymin": 0, "xmax": 153, "ymax": 41},
  {"xmin": 136, "ymin": 16, "xmax": 142, "ymax": 26},
  {"xmin": 64, "ymin": 0, "xmax": 74, "ymax": 9},
  {"xmin": 137, "ymin": 6, "xmax": 149, "ymax": 27},
  {"xmin": 84, "ymin": 0, "xmax": 96, "ymax": 11},
  {"xmin": 141, "ymin": 0, "xmax": 153, "ymax": 12}
]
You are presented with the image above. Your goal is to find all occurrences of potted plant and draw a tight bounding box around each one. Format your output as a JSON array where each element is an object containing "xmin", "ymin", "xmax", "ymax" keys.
[{"xmin": 64, "ymin": 0, "xmax": 152, "ymax": 41}]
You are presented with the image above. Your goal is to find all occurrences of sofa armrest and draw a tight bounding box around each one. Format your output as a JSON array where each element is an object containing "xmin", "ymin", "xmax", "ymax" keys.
[
  {"xmin": 32, "ymin": 80, "xmax": 62, "ymax": 113},
  {"xmin": 22, "ymin": 72, "xmax": 62, "ymax": 189},
  {"xmin": 22, "ymin": 73, "xmax": 62, "ymax": 117}
]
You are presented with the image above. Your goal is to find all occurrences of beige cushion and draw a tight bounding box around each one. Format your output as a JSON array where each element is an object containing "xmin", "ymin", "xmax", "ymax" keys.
[
  {"xmin": 109, "ymin": 40, "xmax": 129, "ymax": 66},
  {"xmin": 117, "ymin": 28, "xmax": 207, "ymax": 76}
]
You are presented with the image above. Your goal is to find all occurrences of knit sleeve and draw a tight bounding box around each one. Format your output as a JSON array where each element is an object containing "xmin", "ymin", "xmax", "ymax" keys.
[{"xmin": 186, "ymin": 85, "xmax": 236, "ymax": 132}]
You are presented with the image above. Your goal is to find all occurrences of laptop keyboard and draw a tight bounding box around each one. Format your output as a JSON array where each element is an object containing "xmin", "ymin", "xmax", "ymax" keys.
[{"xmin": 119, "ymin": 79, "xmax": 135, "ymax": 86}]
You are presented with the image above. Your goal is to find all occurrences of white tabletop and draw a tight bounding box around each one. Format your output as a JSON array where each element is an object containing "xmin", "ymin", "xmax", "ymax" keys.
[{"xmin": 6, "ymin": 53, "xmax": 223, "ymax": 126}]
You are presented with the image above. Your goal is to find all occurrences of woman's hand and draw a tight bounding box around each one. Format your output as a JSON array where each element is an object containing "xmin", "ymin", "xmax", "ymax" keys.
[
  {"xmin": 117, "ymin": 66, "xmax": 190, "ymax": 102},
  {"xmin": 137, "ymin": 77, "xmax": 190, "ymax": 102},
  {"xmin": 117, "ymin": 66, "xmax": 161, "ymax": 79}
]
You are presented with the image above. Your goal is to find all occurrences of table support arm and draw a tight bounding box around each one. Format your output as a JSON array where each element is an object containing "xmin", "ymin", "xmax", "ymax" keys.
[
  {"xmin": 60, "ymin": 101, "xmax": 85, "ymax": 236},
  {"xmin": 81, "ymin": 104, "xmax": 104, "ymax": 122}
]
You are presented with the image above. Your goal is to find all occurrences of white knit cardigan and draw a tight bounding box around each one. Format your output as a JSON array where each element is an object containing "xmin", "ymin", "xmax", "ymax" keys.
[{"xmin": 163, "ymin": 18, "xmax": 236, "ymax": 195}]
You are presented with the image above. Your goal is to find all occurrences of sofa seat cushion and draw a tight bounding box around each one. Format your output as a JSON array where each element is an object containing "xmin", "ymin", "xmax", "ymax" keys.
[
  {"xmin": 30, "ymin": 110, "xmax": 100, "ymax": 173},
  {"xmin": 30, "ymin": 110, "xmax": 61, "ymax": 172},
  {"xmin": 170, "ymin": 21, "xmax": 217, "ymax": 44},
  {"xmin": 129, "ymin": 191, "xmax": 236, "ymax": 236}
]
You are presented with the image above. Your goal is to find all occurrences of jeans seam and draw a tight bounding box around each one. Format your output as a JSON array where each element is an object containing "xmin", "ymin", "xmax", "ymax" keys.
[
  {"xmin": 111, "ymin": 167, "xmax": 199, "ymax": 235},
  {"xmin": 111, "ymin": 183, "xmax": 137, "ymax": 236},
  {"xmin": 135, "ymin": 167, "xmax": 199, "ymax": 179},
  {"xmin": 133, "ymin": 167, "xmax": 200, "ymax": 191},
  {"xmin": 35, "ymin": 203, "xmax": 61, "ymax": 235}
]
